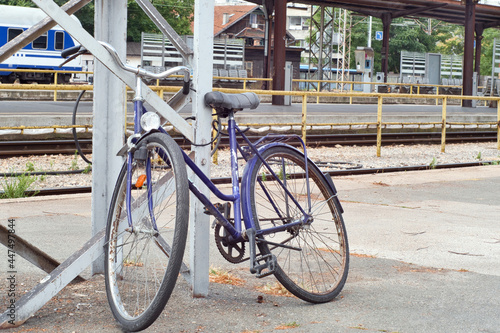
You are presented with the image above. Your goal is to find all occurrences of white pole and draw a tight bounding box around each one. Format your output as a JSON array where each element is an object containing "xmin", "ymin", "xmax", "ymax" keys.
[
  {"xmin": 190, "ymin": 0, "xmax": 214, "ymax": 297},
  {"xmin": 92, "ymin": 0, "xmax": 127, "ymax": 274},
  {"xmin": 368, "ymin": 16, "xmax": 372, "ymax": 48}
]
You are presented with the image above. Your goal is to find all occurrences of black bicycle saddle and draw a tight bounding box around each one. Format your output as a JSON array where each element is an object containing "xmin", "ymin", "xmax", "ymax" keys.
[{"xmin": 205, "ymin": 91, "xmax": 260, "ymax": 111}]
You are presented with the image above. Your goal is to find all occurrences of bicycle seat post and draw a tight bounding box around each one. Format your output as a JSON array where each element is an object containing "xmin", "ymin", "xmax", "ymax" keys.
[{"xmin": 133, "ymin": 75, "xmax": 145, "ymax": 134}]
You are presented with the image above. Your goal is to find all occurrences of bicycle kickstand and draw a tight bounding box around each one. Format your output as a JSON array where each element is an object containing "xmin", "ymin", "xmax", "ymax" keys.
[{"xmin": 246, "ymin": 228, "xmax": 277, "ymax": 278}]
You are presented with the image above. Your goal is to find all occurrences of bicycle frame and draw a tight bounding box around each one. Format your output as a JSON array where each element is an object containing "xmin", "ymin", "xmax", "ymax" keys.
[
  {"xmin": 160, "ymin": 112, "xmax": 313, "ymax": 244},
  {"xmin": 126, "ymin": 76, "xmax": 312, "ymax": 243}
]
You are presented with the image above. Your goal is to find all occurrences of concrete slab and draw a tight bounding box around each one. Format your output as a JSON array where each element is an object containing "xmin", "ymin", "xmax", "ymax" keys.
[{"xmin": 0, "ymin": 166, "xmax": 499, "ymax": 331}]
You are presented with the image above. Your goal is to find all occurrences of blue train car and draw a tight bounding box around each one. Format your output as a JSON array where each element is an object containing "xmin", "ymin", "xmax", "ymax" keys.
[{"xmin": 0, "ymin": 5, "xmax": 82, "ymax": 83}]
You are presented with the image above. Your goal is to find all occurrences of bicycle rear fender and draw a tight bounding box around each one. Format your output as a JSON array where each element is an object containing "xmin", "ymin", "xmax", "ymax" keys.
[
  {"xmin": 240, "ymin": 143, "xmax": 344, "ymax": 231},
  {"xmin": 241, "ymin": 142, "xmax": 287, "ymax": 230}
]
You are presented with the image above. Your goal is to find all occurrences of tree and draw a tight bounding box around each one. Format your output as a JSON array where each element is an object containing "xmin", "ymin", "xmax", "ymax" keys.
[
  {"xmin": 478, "ymin": 28, "xmax": 500, "ymax": 77},
  {"xmin": 433, "ymin": 24, "xmax": 465, "ymax": 56},
  {"xmin": 127, "ymin": 0, "xmax": 194, "ymax": 42},
  {"xmin": 348, "ymin": 17, "xmax": 435, "ymax": 73}
]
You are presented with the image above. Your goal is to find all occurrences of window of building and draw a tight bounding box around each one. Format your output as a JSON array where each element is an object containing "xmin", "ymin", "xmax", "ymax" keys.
[
  {"xmin": 250, "ymin": 13, "xmax": 257, "ymax": 25},
  {"xmin": 32, "ymin": 33, "xmax": 48, "ymax": 49},
  {"xmin": 8, "ymin": 28, "xmax": 23, "ymax": 42},
  {"xmin": 55, "ymin": 31, "xmax": 64, "ymax": 50}
]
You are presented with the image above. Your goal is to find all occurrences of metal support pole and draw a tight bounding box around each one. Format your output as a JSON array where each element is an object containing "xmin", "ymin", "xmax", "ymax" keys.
[
  {"xmin": 91, "ymin": 0, "xmax": 127, "ymax": 274},
  {"xmin": 262, "ymin": 0, "xmax": 273, "ymax": 90},
  {"xmin": 190, "ymin": 0, "xmax": 214, "ymax": 297},
  {"xmin": 272, "ymin": 0, "xmax": 286, "ymax": 105},
  {"xmin": 302, "ymin": 94, "xmax": 307, "ymax": 145},
  {"xmin": 463, "ymin": 0, "xmax": 476, "ymax": 107},
  {"xmin": 381, "ymin": 13, "xmax": 391, "ymax": 83},
  {"xmin": 475, "ymin": 24, "xmax": 484, "ymax": 85},
  {"xmin": 368, "ymin": 16, "xmax": 372, "ymax": 48}
]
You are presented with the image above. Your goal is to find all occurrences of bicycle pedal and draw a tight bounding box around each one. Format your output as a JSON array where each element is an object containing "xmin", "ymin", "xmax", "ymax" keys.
[{"xmin": 252, "ymin": 254, "xmax": 277, "ymax": 278}]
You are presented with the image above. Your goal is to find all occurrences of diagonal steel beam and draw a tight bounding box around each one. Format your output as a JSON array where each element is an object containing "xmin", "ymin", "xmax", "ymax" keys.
[
  {"xmin": 0, "ymin": 229, "xmax": 105, "ymax": 328},
  {"xmin": 0, "ymin": 224, "xmax": 85, "ymax": 282},
  {"xmin": 0, "ymin": 0, "xmax": 91, "ymax": 63},
  {"xmin": 32, "ymin": 0, "xmax": 194, "ymax": 142},
  {"xmin": 135, "ymin": 0, "xmax": 193, "ymax": 62}
]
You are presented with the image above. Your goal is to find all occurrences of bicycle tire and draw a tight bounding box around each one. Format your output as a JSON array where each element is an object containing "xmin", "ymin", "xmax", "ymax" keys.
[
  {"xmin": 245, "ymin": 144, "xmax": 349, "ymax": 303},
  {"xmin": 104, "ymin": 132, "xmax": 189, "ymax": 331}
]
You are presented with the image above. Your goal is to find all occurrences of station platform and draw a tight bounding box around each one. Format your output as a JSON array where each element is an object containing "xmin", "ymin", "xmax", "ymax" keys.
[
  {"xmin": 1, "ymin": 165, "xmax": 499, "ymax": 332},
  {"xmin": 0, "ymin": 101, "xmax": 498, "ymax": 140}
]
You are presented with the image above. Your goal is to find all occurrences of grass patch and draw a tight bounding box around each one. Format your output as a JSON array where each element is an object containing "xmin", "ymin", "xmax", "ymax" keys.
[
  {"xmin": 275, "ymin": 322, "xmax": 299, "ymax": 330},
  {"xmin": 1, "ymin": 173, "xmax": 40, "ymax": 199}
]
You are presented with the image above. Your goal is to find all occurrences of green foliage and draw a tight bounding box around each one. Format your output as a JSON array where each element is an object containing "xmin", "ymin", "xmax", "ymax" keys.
[
  {"xmin": 349, "ymin": 16, "xmax": 436, "ymax": 73},
  {"xmin": 434, "ymin": 24, "xmax": 465, "ymax": 56},
  {"xmin": 477, "ymin": 28, "xmax": 500, "ymax": 76},
  {"xmin": 260, "ymin": 172, "xmax": 267, "ymax": 181},
  {"xmin": 1, "ymin": 173, "xmax": 39, "ymax": 199},
  {"xmin": 127, "ymin": 0, "xmax": 194, "ymax": 42},
  {"xmin": 83, "ymin": 164, "xmax": 92, "ymax": 174},
  {"xmin": 69, "ymin": 151, "xmax": 79, "ymax": 171},
  {"xmin": 25, "ymin": 161, "xmax": 35, "ymax": 172},
  {"xmin": 429, "ymin": 157, "xmax": 437, "ymax": 169},
  {"xmin": 476, "ymin": 151, "xmax": 482, "ymax": 160}
]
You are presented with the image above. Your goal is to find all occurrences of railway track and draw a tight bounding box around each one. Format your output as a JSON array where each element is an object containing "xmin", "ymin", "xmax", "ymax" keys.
[
  {"xmin": 0, "ymin": 131, "xmax": 497, "ymax": 156},
  {"xmin": 12, "ymin": 160, "xmax": 495, "ymax": 197}
]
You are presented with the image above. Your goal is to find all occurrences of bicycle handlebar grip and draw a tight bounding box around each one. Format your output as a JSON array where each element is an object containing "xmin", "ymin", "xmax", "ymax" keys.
[
  {"xmin": 182, "ymin": 79, "xmax": 190, "ymax": 95},
  {"xmin": 61, "ymin": 45, "xmax": 81, "ymax": 58}
]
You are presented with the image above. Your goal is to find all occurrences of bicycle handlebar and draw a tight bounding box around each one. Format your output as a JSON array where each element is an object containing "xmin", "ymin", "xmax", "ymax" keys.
[
  {"xmin": 61, "ymin": 41, "xmax": 191, "ymax": 94},
  {"xmin": 61, "ymin": 45, "xmax": 83, "ymax": 59}
]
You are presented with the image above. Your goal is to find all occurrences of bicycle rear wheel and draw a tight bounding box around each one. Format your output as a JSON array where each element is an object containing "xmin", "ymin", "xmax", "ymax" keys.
[
  {"xmin": 105, "ymin": 132, "xmax": 188, "ymax": 331},
  {"xmin": 246, "ymin": 145, "xmax": 348, "ymax": 303}
]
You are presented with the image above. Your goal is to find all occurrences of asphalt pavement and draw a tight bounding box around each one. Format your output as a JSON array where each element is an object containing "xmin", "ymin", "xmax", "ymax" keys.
[{"xmin": 0, "ymin": 165, "xmax": 499, "ymax": 332}]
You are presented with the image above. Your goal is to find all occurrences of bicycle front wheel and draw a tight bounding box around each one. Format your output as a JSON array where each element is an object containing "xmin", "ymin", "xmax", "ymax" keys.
[
  {"xmin": 247, "ymin": 145, "xmax": 349, "ymax": 303},
  {"xmin": 105, "ymin": 132, "xmax": 189, "ymax": 332}
]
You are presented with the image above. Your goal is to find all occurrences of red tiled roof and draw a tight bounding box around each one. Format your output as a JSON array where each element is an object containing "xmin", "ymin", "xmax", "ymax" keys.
[{"xmin": 213, "ymin": 5, "xmax": 259, "ymax": 36}]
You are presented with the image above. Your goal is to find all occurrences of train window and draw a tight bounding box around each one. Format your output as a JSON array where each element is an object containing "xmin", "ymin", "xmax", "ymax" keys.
[
  {"xmin": 32, "ymin": 33, "xmax": 48, "ymax": 49},
  {"xmin": 8, "ymin": 28, "xmax": 23, "ymax": 42},
  {"xmin": 55, "ymin": 31, "xmax": 64, "ymax": 50}
]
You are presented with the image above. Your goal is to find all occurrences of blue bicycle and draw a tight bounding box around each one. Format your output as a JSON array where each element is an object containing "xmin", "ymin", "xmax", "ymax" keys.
[{"xmin": 63, "ymin": 42, "xmax": 349, "ymax": 332}]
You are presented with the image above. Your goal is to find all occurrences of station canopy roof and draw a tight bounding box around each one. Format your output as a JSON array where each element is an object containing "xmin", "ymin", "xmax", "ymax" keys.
[{"xmin": 249, "ymin": 0, "xmax": 500, "ymax": 28}]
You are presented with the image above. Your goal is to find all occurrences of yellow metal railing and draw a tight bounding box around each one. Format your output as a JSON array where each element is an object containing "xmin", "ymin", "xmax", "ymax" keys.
[
  {"xmin": 215, "ymin": 88, "xmax": 500, "ymax": 156},
  {"xmin": 1, "ymin": 70, "xmax": 498, "ymax": 157},
  {"xmin": 0, "ymin": 67, "xmax": 474, "ymax": 103}
]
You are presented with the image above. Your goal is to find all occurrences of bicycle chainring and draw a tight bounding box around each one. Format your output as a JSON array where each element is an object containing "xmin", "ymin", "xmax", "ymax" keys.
[{"xmin": 214, "ymin": 222, "xmax": 246, "ymax": 264}]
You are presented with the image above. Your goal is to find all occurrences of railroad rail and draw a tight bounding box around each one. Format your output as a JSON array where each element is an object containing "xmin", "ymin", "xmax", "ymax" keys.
[
  {"xmin": 8, "ymin": 160, "xmax": 496, "ymax": 197},
  {"xmin": 0, "ymin": 131, "xmax": 497, "ymax": 157}
]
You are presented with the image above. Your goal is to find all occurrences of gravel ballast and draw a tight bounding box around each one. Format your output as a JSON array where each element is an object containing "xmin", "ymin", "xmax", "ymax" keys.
[{"xmin": 1, "ymin": 142, "xmax": 499, "ymax": 191}]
